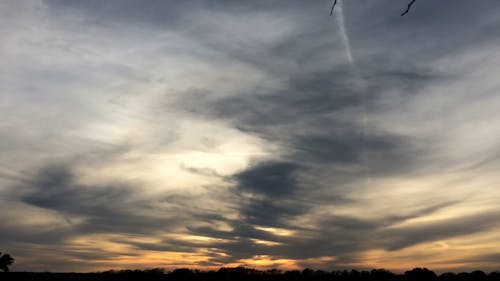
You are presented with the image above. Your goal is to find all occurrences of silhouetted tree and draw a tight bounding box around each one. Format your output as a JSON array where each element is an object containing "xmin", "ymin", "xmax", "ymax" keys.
[
  {"xmin": 488, "ymin": 271, "xmax": 500, "ymax": 281},
  {"xmin": 7, "ymin": 267, "xmax": 500, "ymax": 281},
  {"xmin": 172, "ymin": 268, "xmax": 195, "ymax": 274},
  {"xmin": 404, "ymin": 267, "xmax": 437, "ymax": 281},
  {"xmin": 371, "ymin": 268, "xmax": 397, "ymax": 281},
  {"xmin": 441, "ymin": 272, "xmax": 457, "ymax": 281},
  {"xmin": 471, "ymin": 270, "xmax": 487, "ymax": 281},
  {"xmin": 302, "ymin": 268, "xmax": 314, "ymax": 276},
  {"xmin": 0, "ymin": 252, "xmax": 14, "ymax": 272},
  {"xmin": 266, "ymin": 268, "xmax": 282, "ymax": 275}
]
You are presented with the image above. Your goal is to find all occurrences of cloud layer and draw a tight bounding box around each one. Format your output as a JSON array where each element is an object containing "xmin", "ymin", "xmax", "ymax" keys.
[{"xmin": 2, "ymin": 0, "xmax": 500, "ymax": 272}]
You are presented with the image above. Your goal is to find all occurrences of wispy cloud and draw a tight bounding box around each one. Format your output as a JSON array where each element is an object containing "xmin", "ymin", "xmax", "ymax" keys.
[{"xmin": 2, "ymin": 0, "xmax": 500, "ymax": 272}]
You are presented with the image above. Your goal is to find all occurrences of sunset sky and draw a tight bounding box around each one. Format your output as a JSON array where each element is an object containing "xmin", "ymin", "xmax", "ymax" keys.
[{"xmin": 2, "ymin": 0, "xmax": 500, "ymax": 273}]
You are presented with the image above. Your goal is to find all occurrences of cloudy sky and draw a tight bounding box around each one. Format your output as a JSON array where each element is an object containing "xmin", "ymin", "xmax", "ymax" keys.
[{"xmin": 2, "ymin": 0, "xmax": 500, "ymax": 273}]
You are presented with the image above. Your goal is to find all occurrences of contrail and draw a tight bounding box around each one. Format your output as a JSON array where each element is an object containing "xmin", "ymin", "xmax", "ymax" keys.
[
  {"xmin": 332, "ymin": 0, "xmax": 372, "ymax": 184},
  {"xmin": 334, "ymin": 0, "xmax": 354, "ymax": 65}
]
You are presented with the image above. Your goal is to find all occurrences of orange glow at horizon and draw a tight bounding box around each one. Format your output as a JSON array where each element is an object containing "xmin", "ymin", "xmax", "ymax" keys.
[
  {"xmin": 58, "ymin": 230, "xmax": 500, "ymax": 273},
  {"xmin": 224, "ymin": 255, "xmax": 298, "ymax": 270}
]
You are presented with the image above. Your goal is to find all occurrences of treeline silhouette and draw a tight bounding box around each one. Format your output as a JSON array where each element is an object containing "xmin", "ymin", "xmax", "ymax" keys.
[{"xmin": 5, "ymin": 267, "xmax": 500, "ymax": 281}]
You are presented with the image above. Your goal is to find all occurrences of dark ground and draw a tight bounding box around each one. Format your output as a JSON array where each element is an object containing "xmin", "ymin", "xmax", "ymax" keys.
[{"xmin": 3, "ymin": 267, "xmax": 500, "ymax": 281}]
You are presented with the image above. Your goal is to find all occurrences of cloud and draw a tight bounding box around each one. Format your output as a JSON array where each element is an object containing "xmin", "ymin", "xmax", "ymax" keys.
[
  {"xmin": 235, "ymin": 161, "xmax": 299, "ymax": 197},
  {"xmin": 18, "ymin": 164, "xmax": 179, "ymax": 236},
  {"xmin": 3, "ymin": 0, "xmax": 500, "ymax": 272},
  {"xmin": 380, "ymin": 211, "xmax": 500, "ymax": 251}
]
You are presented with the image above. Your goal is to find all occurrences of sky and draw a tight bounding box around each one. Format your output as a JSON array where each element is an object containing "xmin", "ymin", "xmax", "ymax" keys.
[{"xmin": 2, "ymin": 0, "xmax": 500, "ymax": 273}]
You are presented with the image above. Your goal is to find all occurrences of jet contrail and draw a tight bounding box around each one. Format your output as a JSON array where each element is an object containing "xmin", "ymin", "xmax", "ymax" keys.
[
  {"xmin": 334, "ymin": 0, "xmax": 354, "ymax": 66},
  {"xmin": 332, "ymin": 0, "xmax": 372, "ymax": 184}
]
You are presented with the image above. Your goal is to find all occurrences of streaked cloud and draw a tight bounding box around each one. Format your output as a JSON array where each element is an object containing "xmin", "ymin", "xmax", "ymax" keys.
[{"xmin": 2, "ymin": 0, "xmax": 500, "ymax": 273}]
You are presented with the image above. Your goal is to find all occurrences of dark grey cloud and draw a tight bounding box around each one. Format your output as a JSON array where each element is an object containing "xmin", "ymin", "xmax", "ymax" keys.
[
  {"xmin": 208, "ymin": 71, "xmax": 361, "ymax": 127},
  {"xmin": 292, "ymin": 133, "xmax": 403, "ymax": 165},
  {"xmin": 178, "ymin": 155, "xmax": 466, "ymax": 264},
  {"xmin": 23, "ymin": 165, "xmax": 127, "ymax": 216},
  {"xmin": 467, "ymin": 253, "xmax": 500, "ymax": 264},
  {"xmin": 379, "ymin": 211, "xmax": 500, "ymax": 251},
  {"xmin": 186, "ymin": 201, "xmax": 468, "ymax": 265},
  {"xmin": 42, "ymin": 0, "xmax": 319, "ymax": 25},
  {"xmin": 235, "ymin": 161, "xmax": 298, "ymax": 197},
  {"xmin": 345, "ymin": 0, "xmax": 500, "ymax": 64},
  {"xmin": 0, "ymin": 225, "xmax": 70, "ymax": 246},
  {"xmin": 13, "ymin": 164, "xmax": 184, "ymax": 240},
  {"xmin": 241, "ymin": 197, "xmax": 305, "ymax": 229},
  {"xmin": 9, "ymin": 159, "xmax": 487, "ymax": 269},
  {"xmin": 43, "ymin": 0, "xmax": 191, "ymax": 27},
  {"xmin": 163, "ymin": 2, "xmax": 475, "ymax": 262},
  {"xmin": 0, "ymin": 161, "xmax": 236, "ymax": 271},
  {"xmin": 184, "ymin": 63, "xmax": 436, "ymax": 188}
]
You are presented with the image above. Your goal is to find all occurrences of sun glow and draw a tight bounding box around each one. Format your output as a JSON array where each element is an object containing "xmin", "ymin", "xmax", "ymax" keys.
[{"xmin": 226, "ymin": 255, "xmax": 297, "ymax": 269}]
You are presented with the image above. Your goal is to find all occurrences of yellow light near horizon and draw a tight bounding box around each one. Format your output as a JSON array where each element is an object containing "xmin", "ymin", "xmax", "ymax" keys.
[
  {"xmin": 250, "ymin": 239, "xmax": 282, "ymax": 246},
  {"xmin": 165, "ymin": 233, "xmax": 231, "ymax": 244},
  {"xmin": 254, "ymin": 226, "xmax": 295, "ymax": 237},
  {"xmin": 351, "ymin": 231, "xmax": 500, "ymax": 273},
  {"xmin": 226, "ymin": 255, "xmax": 297, "ymax": 269},
  {"xmin": 85, "ymin": 250, "xmax": 221, "ymax": 272}
]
